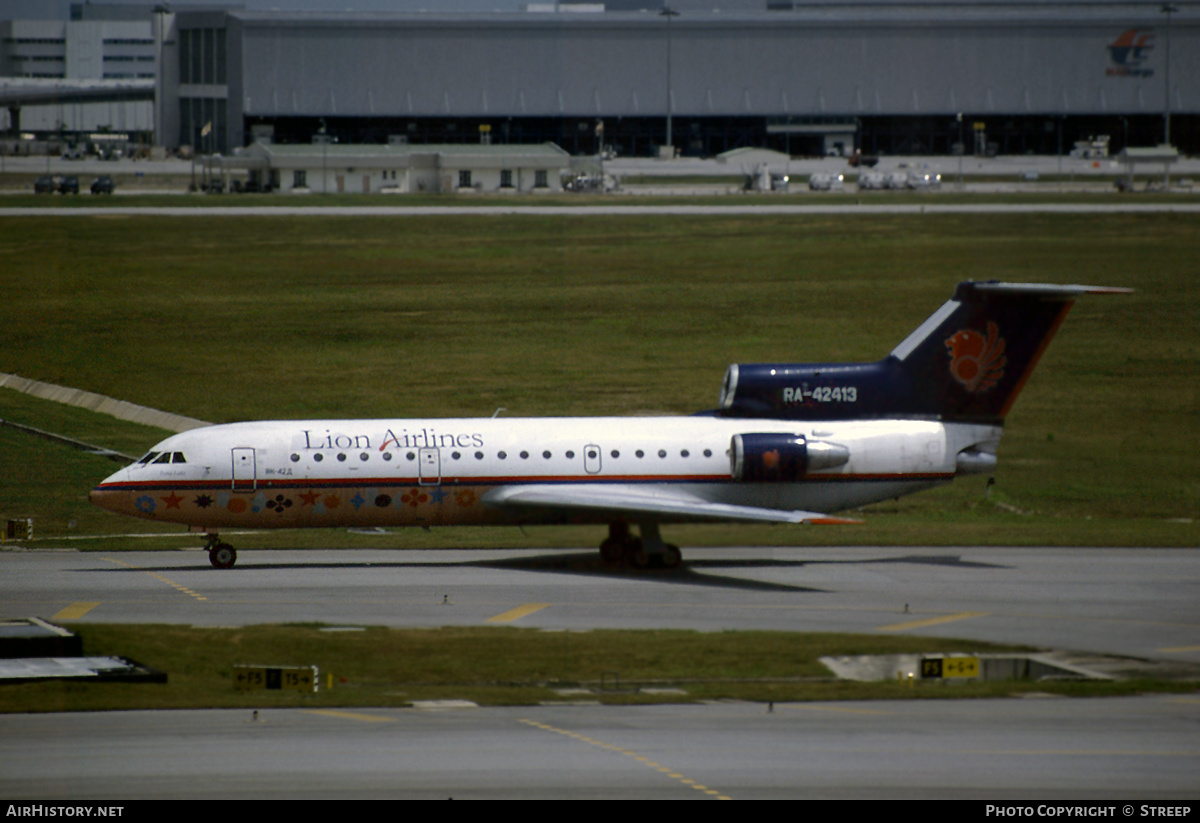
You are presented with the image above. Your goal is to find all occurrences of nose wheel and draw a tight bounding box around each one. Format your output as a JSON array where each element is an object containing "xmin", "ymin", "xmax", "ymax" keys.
[{"xmin": 204, "ymin": 534, "xmax": 237, "ymax": 569}]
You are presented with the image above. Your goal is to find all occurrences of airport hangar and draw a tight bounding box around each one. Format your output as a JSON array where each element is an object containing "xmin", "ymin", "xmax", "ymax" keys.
[{"xmin": 157, "ymin": 2, "xmax": 1199, "ymax": 162}]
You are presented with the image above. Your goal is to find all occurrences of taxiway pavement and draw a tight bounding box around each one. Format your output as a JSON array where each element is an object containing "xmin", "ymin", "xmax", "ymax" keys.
[
  {"xmin": 3, "ymin": 545, "xmax": 1197, "ymax": 799},
  {"xmin": 2, "ymin": 696, "xmax": 1198, "ymax": 800},
  {"xmin": 4, "ymin": 546, "xmax": 1197, "ymax": 665}
]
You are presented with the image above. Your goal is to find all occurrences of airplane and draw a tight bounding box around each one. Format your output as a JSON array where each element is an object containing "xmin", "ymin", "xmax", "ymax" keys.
[{"xmin": 90, "ymin": 281, "xmax": 1128, "ymax": 569}]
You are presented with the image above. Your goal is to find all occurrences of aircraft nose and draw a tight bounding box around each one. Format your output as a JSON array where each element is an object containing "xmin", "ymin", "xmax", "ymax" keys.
[{"xmin": 90, "ymin": 468, "xmax": 130, "ymax": 512}]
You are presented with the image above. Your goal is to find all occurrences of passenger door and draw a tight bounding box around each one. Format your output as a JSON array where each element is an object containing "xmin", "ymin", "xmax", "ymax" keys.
[
  {"xmin": 418, "ymin": 447, "xmax": 440, "ymax": 486},
  {"xmin": 231, "ymin": 448, "xmax": 256, "ymax": 492}
]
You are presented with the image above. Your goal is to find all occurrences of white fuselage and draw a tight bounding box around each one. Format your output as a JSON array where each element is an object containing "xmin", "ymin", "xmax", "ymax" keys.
[{"xmin": 90, "ymin": 416, "xmax": 999, "ymax": 531}]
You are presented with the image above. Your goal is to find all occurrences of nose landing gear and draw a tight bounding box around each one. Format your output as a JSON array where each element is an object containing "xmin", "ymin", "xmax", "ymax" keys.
[{"xmin": 204, "ymin": 534, "xmax": 237, "ymax": 569}]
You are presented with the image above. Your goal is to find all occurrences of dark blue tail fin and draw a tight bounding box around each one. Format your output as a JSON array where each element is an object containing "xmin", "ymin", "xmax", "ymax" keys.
[{"xmin": 717, "ymin": 282, "xmax": 1130, "ymax": 425}]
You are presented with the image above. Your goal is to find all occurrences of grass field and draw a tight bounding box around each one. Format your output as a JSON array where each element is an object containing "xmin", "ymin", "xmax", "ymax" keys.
[
  {"xmin": 0, "ymin": 210, "xmax": 1197, "ymax": 547},
  {"xmin": 3, "ymin": 624, "xmax": 1193, "ymax": 714}
]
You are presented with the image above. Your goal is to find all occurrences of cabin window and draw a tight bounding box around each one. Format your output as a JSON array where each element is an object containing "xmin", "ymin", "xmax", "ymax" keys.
[
  {"xmin": 542, "ymin": 450, "xmax": 552, "ymax": 460},
  {"xmin": 565, "ymin": 450, "xmax": 575, "ymax": 459},
  {"xmin": 172, "ymin": 453, "xmax": 187, "ymax": 463},
  {"xmin": 658, "ymin": 450, "xmax": 667, "ymax": 458},
  {"xmin": 360, "ymin": 453, "xmax": 369, "ymax": 462},
  {"xmin": 383, "ymin": 452, "xmax": 393, "ymax": 461},
  {"xmin": 611, "ymin": 450, "xmax": 620, "ymax": 459},
  {"xmin": 137, "ymin": 452, "xmax": 159, "ymax": 465},
  {"xmin": 520, "ymin": 451, "xmax": 529, "ymax": 459},
  {"xmin": 475, "ymin": 452, "xmax": 484, "ymax": 460},
  {"xmin": 635, "ymin": 450, "xmax": 644, "ymax": 458},
  {"xmin": 153, "ymin": 453, "xmax": 173, "ymax": 464},
  {"xmin": 337, "ymin": 453, "xmax": 346, "ymax": 462},
  {"xmin": 498, "ymin": 451, "xmax": 508, "ymax": 460},
  {"xmin": 704, "ymin": 449, "xmax": 713, "ymax": 458},
  {"xmin": 291, "ymin": 454, "xmax": 300, "ymax": 462},
  {"xmin": 314, "ymin": 453, "xmax": 324, "ymax": 462}
]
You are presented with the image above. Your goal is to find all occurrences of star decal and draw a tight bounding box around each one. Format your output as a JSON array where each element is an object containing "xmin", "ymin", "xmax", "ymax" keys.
[
  {"xmin": 299, "ymin": 490, "xmax": 321, "ymax": 507},
  {"xmin": 161, "ymin": 492, "xmax": 184, "ymax": 509}
]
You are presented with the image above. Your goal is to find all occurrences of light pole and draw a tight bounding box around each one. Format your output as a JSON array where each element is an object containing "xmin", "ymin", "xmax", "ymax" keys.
[
  {"xmin": 1161, "ymin": 3, "xmax": 1177, "ymax": 147},
  {"xmin": 660, "ymin": 5, "xmax": 679, "ymax": 157},
  {"xmin": 956, "ymin": 112, "xmax": 963, "ymax": 191},
  {"xmin": 319, "ymin": 118, "xmax": 327, "ymax": 195}
]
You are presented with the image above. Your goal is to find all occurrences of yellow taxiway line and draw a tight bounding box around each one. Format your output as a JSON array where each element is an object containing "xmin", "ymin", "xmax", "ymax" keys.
[
  {"xmin": 877, "ymin": 611, "xmax": 989, "ymax": 632},
  {"xmin": 487, "ymin": 603, "xmax": 551, "ymax": 623}
]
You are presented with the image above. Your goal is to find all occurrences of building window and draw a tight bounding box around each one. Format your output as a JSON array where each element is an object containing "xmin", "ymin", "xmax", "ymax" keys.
[
  {"xmin": 534, "ymin": 170, "xmax": 548, "ymax": 188},
  {"xmin": 294, "ymin": 170, "xmax": 307, "ymax": 188},
  {"xmin": 179, "ymin": 27, "xmax": 226, "ymax": 85},
  {"xmin": 500, "ymin": 169, "xmax": 513, "ymax": 188},
  {"xmin": 458, "ymin": 170, "xmax": 472, "ymax": 189}
]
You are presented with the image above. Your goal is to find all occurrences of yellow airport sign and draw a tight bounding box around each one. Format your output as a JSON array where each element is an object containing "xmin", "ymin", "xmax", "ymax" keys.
[
  {"xmin": 920, "ymin": 656, "xmax": 980, "ymax": 679},
  {"xmin": 233, "ymin": 664, "xmax": 318, "ymax": 693}
]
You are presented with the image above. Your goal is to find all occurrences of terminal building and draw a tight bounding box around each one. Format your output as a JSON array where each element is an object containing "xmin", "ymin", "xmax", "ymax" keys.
[
  {"xmin": 0, "ymin": 3, "xmax": 155, "ymax": 138},
  {"xmin": 3, "ymin": 2, "xmax": 1198, "ymax": 158}
]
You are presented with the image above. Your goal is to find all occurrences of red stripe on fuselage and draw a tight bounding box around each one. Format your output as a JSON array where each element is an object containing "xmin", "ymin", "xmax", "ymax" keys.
[{"xmin": 93, "ymin": 470, "xmax": 954, "ymax": 496}]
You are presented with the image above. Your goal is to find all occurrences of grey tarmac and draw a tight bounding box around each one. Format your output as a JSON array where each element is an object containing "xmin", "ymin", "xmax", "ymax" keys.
[{"xmin": 1, "ymin": 545, "xmax": 1198, "ymax": 798}]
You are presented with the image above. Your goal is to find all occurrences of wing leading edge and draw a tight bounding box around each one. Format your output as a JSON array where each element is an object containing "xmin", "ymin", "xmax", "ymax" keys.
[{"xmin": 481, "ymin": 484, "xmax": 861, "ymax": 526}]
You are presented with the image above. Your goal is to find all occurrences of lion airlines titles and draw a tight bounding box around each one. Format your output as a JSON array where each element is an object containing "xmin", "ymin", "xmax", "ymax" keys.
[{"xmin": 91, "ymin": 282, "xmax": 1129, "ymax": 569}]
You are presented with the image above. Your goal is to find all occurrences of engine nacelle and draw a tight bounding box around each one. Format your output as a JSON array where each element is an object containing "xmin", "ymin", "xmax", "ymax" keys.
[
  {"xmin": 718, "ymin": 361, "xmax": 899, "ymax": 421},
  {"xmin": 731, "ymin": 433, "xmax": 849, "ymax": 482}
]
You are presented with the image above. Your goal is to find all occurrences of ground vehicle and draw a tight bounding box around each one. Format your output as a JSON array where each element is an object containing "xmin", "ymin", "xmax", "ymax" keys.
[
  {"xmin": 857, "ymin": 171, "xmax": 888, "ymax": 190},
  {"xmin": 34, "ymin": 176, "xmax": 56, "ymax": 194},
  {"xmin": 91, "ymin": 176, "xmax": 115, "ymax": 195},
  {"xmin": 807, "ymin": 173, "xmax": 843, "ymax": 191},
  {"xmin": 906, "ymin": 170, "xmax": 942, "ymax": 190},
  {"xmin": 58, "ymin": 176, "xmax": 79, "ymax": 195}
]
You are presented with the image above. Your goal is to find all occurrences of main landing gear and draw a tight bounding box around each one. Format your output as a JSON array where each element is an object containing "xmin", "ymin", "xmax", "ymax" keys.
[
  {"xmin": 599, "ymin": 522, "xmax": 682, "ymax": 570},
  {"xmin": 204, "ymin": 534, "xmax": 237, "ymax": 569}
]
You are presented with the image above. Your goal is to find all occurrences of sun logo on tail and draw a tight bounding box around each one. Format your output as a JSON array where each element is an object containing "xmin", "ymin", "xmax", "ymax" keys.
[{"xmin": 945, "ymin": 321, "xmax": 1007, "ymax": 392}]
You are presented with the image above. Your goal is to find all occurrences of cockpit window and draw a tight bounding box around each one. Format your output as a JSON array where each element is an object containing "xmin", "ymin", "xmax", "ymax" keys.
[{"xmin": 137, "ymin": 451, "xmax": 186, "ymax": 466}]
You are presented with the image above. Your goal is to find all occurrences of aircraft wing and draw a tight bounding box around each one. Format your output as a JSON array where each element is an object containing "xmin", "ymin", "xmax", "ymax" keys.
[{"xmin": 481, "ymin": 484, "xmax": 860, "ymax": 525}]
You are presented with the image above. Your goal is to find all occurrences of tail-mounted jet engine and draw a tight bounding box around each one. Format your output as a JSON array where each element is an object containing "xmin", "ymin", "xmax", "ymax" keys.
[{"xmin": 731, "ymin": 433, "xmax": 850, "ymax": 482}]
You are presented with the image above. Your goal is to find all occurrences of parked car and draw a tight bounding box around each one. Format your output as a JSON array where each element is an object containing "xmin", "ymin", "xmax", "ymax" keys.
[
  {"xmin": 34, "ymin": 175, "xmax": 56, "ymax": 194},
  {"xmin": 58, "ymin": 176, "xmax": 79, "ymax": 195},
  {"xmin": 905, "ymin": 170, "xmax": 942, "ymax": 190},
  {"xmin": 91, "ymin": 176, "xmax": 115, "ymax": 195},
  {"xmin": 857, "ymin": 171, "xmax": 888, "ymax": 190},
  {"xmin": 808, "ymin": 172, "xmax": 844, "ymax": 191}
]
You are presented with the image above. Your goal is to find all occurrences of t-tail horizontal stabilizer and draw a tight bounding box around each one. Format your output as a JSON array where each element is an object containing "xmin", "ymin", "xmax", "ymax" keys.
[{"xmin": 718, "ymin": 281, "xmax": 1131, "ymax": 426}]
